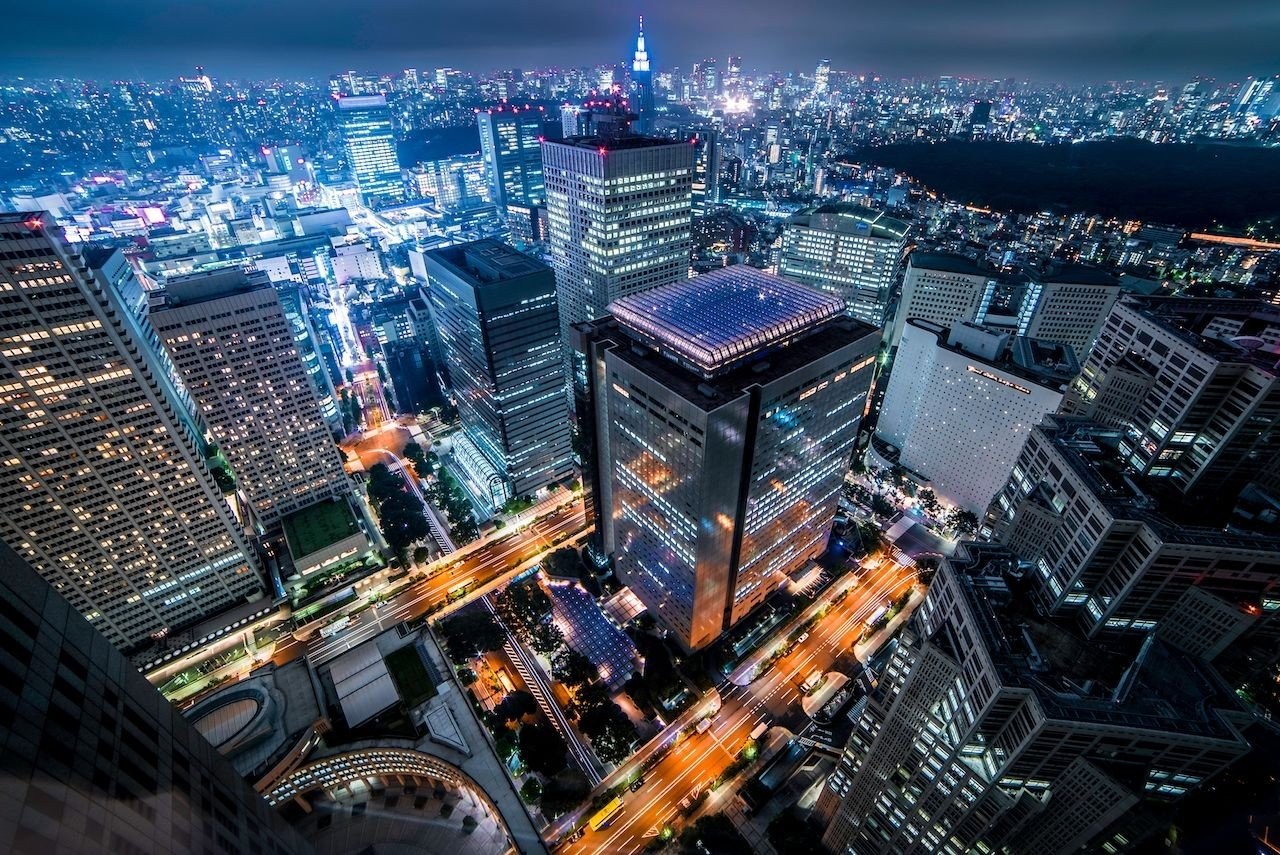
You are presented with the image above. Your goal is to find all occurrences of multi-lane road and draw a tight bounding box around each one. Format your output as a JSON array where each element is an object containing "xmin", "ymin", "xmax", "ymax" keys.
[
  {"xmin": 557, "ymin": 558, "xmax": 919, "ymax": 855},
  {"xmin": 274, "ymin": 502, "xmax": 589, "ymax": 668}
]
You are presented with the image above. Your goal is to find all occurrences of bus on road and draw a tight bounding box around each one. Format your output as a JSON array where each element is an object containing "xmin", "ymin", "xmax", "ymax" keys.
[
  {"xmin": 588, "ymin": 796, "xmax": 624, "ymax": 831},
  {"xmin": 319, "ymin": 615, "xmax": 350, "ymax": 639}
]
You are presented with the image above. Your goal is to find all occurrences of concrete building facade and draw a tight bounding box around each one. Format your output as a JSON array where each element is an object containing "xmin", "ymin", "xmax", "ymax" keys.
[
  {"xmin": 818, "ymin": 543, "xmax": 1253, "ymax": 855},
  {"xmin": 0, "ymin": 213, "xmax": 263, "ymax": 651},
  {"xmin": 0, "ymin": 541, "xmax": 308, "ymax": 854},
  {"xmin": 888, "ymin": 252, "xmax": 995, "ymax": 348},
  {"xmin": 150, "ymin": 269, "xmax": 352, "ymax": 530},
  {"xmin": 778, "ymin": 203, "xmax": 910, "ymax": 329},
  {"xmin": 542, "ymin": 129, "xmax": 694, "ymax": 370}
]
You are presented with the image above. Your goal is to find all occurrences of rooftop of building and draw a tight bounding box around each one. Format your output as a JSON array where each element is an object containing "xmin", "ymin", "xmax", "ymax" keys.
[
  {"xmin": 584, "ymin": 309, "xmax": 877, "ymax": 413},
  {"xmin": 609, "ymin": 265, "xmax": 847, "ymax": 377},
  {"xmin": 82, "ymin": 245, "xmax": 121, "ymax": 269},
  {"xmin": 791, "ymin": 202, "xmax": 911, "ymax": 240},
  {"xmin": 157, "ymin": 267, "xmax": 271, "ymax": 307},
  {"xmin": 551, "ymin": 132, "xmax": 689, "ymax": 152},
  {"xmin": 943, "ymin": 543, "xmax": 1248, "ymax": 743},
  {"xmin": 1117, "ymin": 295, "xmax": 1280, "ymax": 375},
  {"xmin": 1030, "ymin": 416, "xmax": 1280, "ymax": 547},
  {"xmin": 424, "ymin": 239, "xmax": 547, "ymax": 284},
  {"xmin": 907, "ymin": 251, "xmax": 991, "ymax": 277},
  {"xmin": 336, "ymin": 94, "xmax": 388, "ymax": 110},
  {"xmin": 282, "ymin": 498, "xmax": 361, "ymax": 560},
  {"xmin": 906, "ymin": 318, "xmax": 1079, "ymax": 389},
  {"xmin": 478, "ymin": 103, "xmax": 547, "ymax": 116},
  {"xmin": 1033, "ymin": 262, "xmax": 1119, "ymax": 287}
]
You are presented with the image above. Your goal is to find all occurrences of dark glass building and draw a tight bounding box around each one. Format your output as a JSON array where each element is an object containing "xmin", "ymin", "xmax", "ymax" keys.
[
  {"xmin": 574, "ymin": 266, "xmax": 878, "ymax": 650},
  {"xmin": 424, "ymin": 240, "xmax": 573, "ymax": 510},
  {"xmin": 0, "ymin": 541, "xmax": 309, "ymax": 854},
  {"xmin": 477, "ymin": 105, "xmax": 550, "ymax": 213}
]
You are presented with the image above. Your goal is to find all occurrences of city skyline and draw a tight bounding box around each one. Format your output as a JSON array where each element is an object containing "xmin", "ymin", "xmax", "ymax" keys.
[
  {"xmin": 2, "ymin": 5, "xmax": 1280, "ymax": 854},
  {"xmin": 3, "ymin": 1, "xmax": 1279, "ymax": 82}
]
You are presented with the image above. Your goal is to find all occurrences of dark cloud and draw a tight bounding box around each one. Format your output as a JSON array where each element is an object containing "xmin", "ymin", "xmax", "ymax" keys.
[{"xmin": 3, "ymin": 0, "xmax": 1278, "ymax": 81}]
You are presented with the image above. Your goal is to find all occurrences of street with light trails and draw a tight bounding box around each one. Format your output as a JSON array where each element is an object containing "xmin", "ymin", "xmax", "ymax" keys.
[{"xmin": 555, "ymin": 557, "xmax": 919, "ymax": 854}]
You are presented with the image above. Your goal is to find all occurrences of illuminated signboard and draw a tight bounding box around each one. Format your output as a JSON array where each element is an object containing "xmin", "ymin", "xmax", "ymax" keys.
[{"xmin": 966, "ymin": 365, "xmax": 1032, "ymax": 395}]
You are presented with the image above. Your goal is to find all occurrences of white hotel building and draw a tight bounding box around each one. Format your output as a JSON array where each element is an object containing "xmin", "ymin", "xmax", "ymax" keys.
[{"xmin": 876, "ymin": 319, "xmax": 1077, "ymax": 514}]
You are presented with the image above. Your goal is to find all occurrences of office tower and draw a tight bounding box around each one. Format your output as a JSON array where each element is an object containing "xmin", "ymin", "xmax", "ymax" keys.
[
  {"xmin": 725, "ymin": 56, "xmax": 743, "ymax": 94},
  {"xmin": 985, "ymin": 415, "xmax": 1280, "ymax": 679},
  {"xmin": 477, "ymin": 105, "xmax": 547, "ymax": 212},
  {"xmin": 336, "ymin": 95, "xmax": 404, "ymax": 207},
  {"xmin": 409, "ymin": 153, "xmax": 489, "ymax": 209},
  {"xmin": 817, "ymin": 542, "xmax": 1252, "ymax": 855},
  {"xmin": 573, "ymin": 266, "xmax": 878, "ymax": 650},
  {"xmin": 694, "ymin": 58, "xmax": 719, "ymax": 97},
  {"xmin": 888, "ymin": 252, "xmax": 996, "ymax": 347},
  {"xmin": 813, "ymin": 59, "xmax": 831, "ymax": 95},
  {"xmin": 504, "ymin": 201, "xmax": 549, "ymax": 247},
  {"xmin": 276, "ymin": 285, "xmax": 343, "ymax": 436},
  {"xmin": 0, "ymin": 213, "xmax": 263, "ymax": 653},
  {"xmin": 1015, "ymin": 263, "xmax": 1121, "ymax": 357},
  {"xmin": 691, "ymin": 128, "xmax": 720, "ymax": 215},
  {"xmin": 1234, "ymin": 74, "xmax": 1280, "ymax": 119},
  {"xmin": 1061, "ymin": 296, "xmax": 1280, "ymax": 501},
  {"xmin": 0, "ymin": 542, "xmax": 310, "ymax": 855},
  {"xmin": 779, "ymin": 203, "xmax": 910, "ymax": 328},
  {"xmin": 542, "ymin": 109, "xmax": 694, "ymax": 366},
  {"xmin": 969, "ymin": 98, "xmax": 993, "ymax": 132},
  {"xmin": 149, "ymin": 269, "xmax": 352, "ymax": 530},
  {"xmin": 423, "ymin": 240, "xmax": 573, "ymax": 511},
  {"xmin": 876, "ymin": 320, "xmax": 1077, "ymax": 514},
  {"xmin": 84, "ymin": 248, "xmax": 202, "ymax": 438},
  {"xmin": 630, "ymin": 16, "xmax": 655, "ymax": 133},
  {"xmin": 559, "ymin": 103, "xmax": 581, "ymax": 138}
]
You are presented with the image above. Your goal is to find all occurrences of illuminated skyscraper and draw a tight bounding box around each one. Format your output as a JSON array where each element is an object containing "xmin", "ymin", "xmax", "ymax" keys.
[
  {"xmin": 876, "ymin": 320, "xmax": 1077, "ymax": 514},
  {"xmin": 0, "ymin": 213, "xmax": 263, "ymax": 652},
  {"xmin": 423, "ymin": 241, "xmax": 573, "ymax": 510},
  {"xmin": 1060, "ymin": 296, "xmax": 1280, "ymax": 500},
  {"xmin": 888, "ymin": 252, "xmax": 996, "ymax": 348},
  {"xmin": 573, "ymin": 267, "xmax": 878, "ymax": 650},
  {"xmin": 702, "ymin": 58, "xmax": 720, "ymax": 96},
  {"xmin": 725, "ymin": 56, "xmax": 743, "ymax": 94},
  {"xmin": 814, "ymin": 59, "xmax": 831, "ymax": 96},
  {"xmin": 336, "ymin": 95, "xmax": 404, "ymax": 207},
  {"xmin": 986, "ymin": 416, "xmax": 1280, "ymax": 668},
  {"xmin": 691, "ymin": 128, "xmax": 721, "ymax": 215},
  {"xmin": 149, "ymin": 269, "xmax": 353, "ymax": 530},
  {"xmin": 541, "ymin": 108, "xmax": 694, "ymax": 370},
  {"xmin": 1015, "ymin": 264, "xmax": 1121, "ymax": 358},
  {"xmin": 779, "ymin": 203, "xmax": 910, "ymax": 328},
  {"xmin": 0, "ymin": 541, "xmax": 310, "ymax": 855},
  {"xmin": 630, "ymin": 16, "xmax": 655, "ymax": 133},
  {"xmin": 818, "ymin": 542, "xmax": 1253, "ymax": 855},
  {"xmin": 477, "ymin": 105, "xmax": 548, "ymax": 212}
]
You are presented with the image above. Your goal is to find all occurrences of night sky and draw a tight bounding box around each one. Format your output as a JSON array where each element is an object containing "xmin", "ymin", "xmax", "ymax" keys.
[{"xmin": 4, "ymin": 0, "xmax": 1279, "ymax": 82}]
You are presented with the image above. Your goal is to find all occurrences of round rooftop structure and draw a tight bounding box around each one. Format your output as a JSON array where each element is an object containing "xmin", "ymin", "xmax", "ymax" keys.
[
  {"xmin": 271, "ymin": 744, "xmax": 514, "ymax": 855},
  {"xmin": 191, "ymin": 695, "xmax": 263, "ymax": 750}
]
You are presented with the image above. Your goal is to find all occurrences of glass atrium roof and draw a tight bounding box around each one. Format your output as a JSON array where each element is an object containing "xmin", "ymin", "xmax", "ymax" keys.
[{"xmin": 609, "ymin": 265, "xmax": 845, "ymax": 374}]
